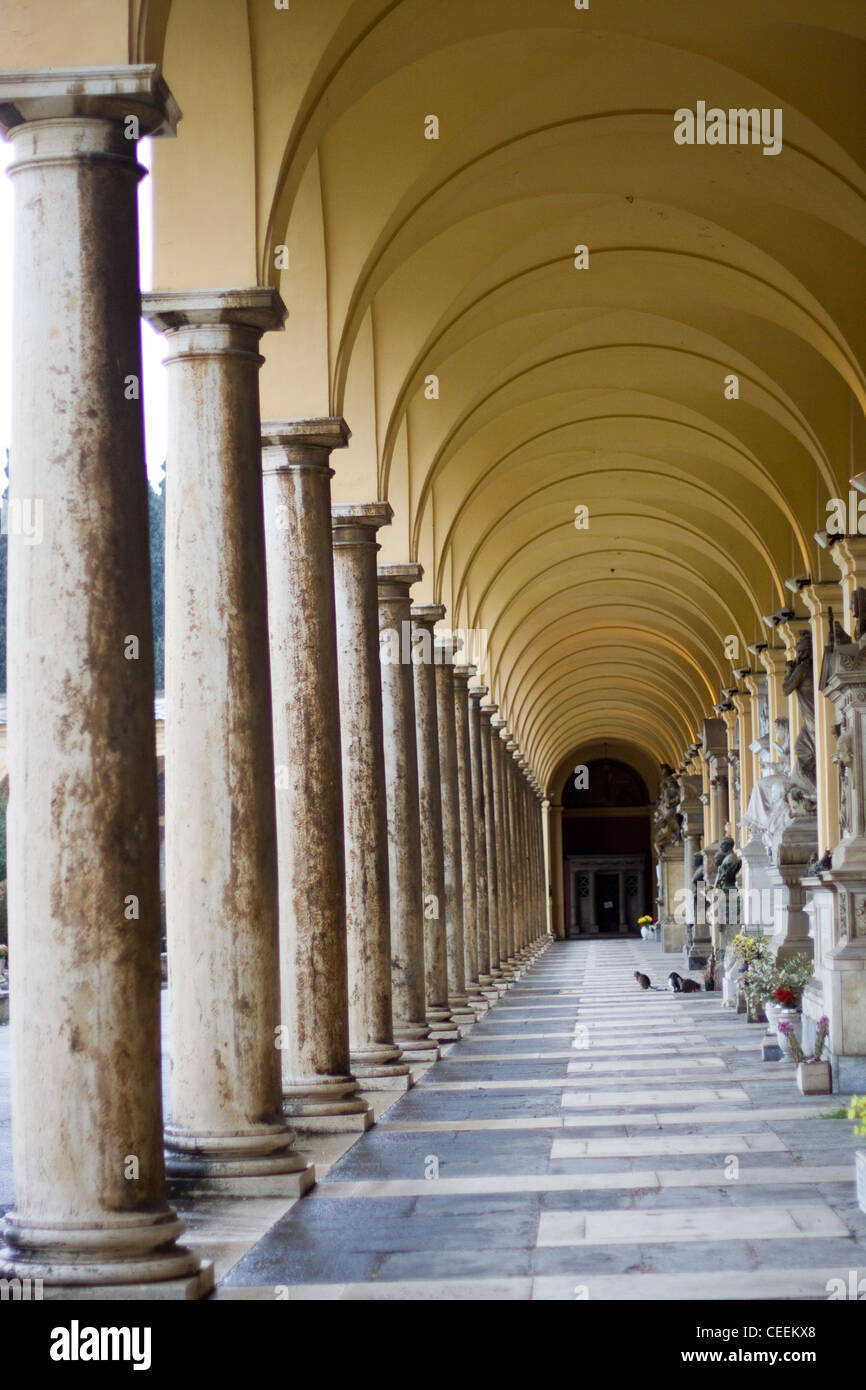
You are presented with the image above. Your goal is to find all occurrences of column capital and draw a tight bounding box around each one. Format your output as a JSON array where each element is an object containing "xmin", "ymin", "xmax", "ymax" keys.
[
  {"xmin": 452, "ymin": 665, "xmax": 472, "ymax": 690},
  {"xmin": 410, "ymin": 603, "xmax": 446, "ymax": 628},
  {"xmin": 331, "ymin": 501, "xmax": 393, "ymax": 544},
  {"xmin": 262, "ymin": 417, "xmax": 350, "ymax": 463},
  {"xmin": 469, "ymin": 684, "xmax": 489, "ymax": 702},
  {"xmin": 0, "ymin": 64, "xmax": 181, "ymax": 136},
  {"xmin": 801, "ymin": 578, "xmax": 842, "ymax": 620},
  {"xmin": 378, "ymin": 562, "xmax": 423, "ymax": 590},
  {"xmin": 490, "ymin": 715, "xmax": 507, "ymax": 733},
  {"xmin": 143, "ymin": 286, "xmax": 287, "ymax": 335}
]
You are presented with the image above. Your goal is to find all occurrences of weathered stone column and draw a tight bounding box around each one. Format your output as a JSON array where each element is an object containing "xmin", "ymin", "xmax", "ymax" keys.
[
  {"xmin": 261, "ymin": 420, "xmax": 370, "ymax": 1131},
  {"xmin": 499, "ymin": 726, "xmax": 520, "ymax": 968},
  {"xmin": 480, "ymin": 703, "xmax": 507, "ymax": 985},
  {"xmin": 454, "ymin": 666, "xmax": 488, "ymax": 1011},
  {"xmin": 0, "ymin": 66, "xmax": 205, "ymax": 1291},
  {"xmin": 143, "ymin": 289, "xmax": 309, "ymax": 1187},
  {"xmin": 333, "ymin": 504, "xmax": 411, "ymax": 1088},
  {"xmin": 506, "ymin": 743, "xmax": 524, "ymax": 954},
  {"xmin": 549, "ymin": 802, "xmax": 565, "ymax": 939},
  {"xmin": 377, "ymin": 564, "xmax": 438, "ymax": 1061},
  {"xmin": 491, "ymin": 717, "xmax": 518, "ymax": 976},
  {"xmin": 518, "ymin": 758, "xmax": 534, "ymax": 952},
  {"xmin": 411, "ymin": 606, "xmax": 458, "ymax": 1036},
  {"xmin": 435, "ymin": 637, "xmax": 476, "ymax": 1023},
  {"xmin": 468, "ymin": 684, "xmax": 498, "ymax": 996},
  {"xmin": 511, "ymin": 746, "xmax": 530, "ymax": 954}
]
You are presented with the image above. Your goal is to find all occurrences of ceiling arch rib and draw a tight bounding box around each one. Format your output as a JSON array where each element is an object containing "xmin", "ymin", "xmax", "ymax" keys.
[{"xmin": 145, "ymin": 0, "xmax": 866, "ymax": 785}]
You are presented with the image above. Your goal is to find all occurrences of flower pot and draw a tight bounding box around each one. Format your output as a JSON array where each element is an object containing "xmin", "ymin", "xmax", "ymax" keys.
[
  {"xmin": 776, "ymin": 1008, "xmax": 803, "ymax": 1060},
  {"xmin": 764, "ymin": 1001, "xmax": 783, "ymax": 1035},
  {"xmin": 796, "ymin": 1060, "xmax": 831, "ymax": 1095},
  {"xmin": 857, "ymin": 1151, "xmax": 866, "ymax": 1216}
]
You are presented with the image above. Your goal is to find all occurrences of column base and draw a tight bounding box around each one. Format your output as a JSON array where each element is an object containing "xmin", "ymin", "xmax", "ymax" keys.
[
  {"xmin": 394, "ymin": 1018, "xmax": 440, "ymax": 1060},
  {"xmin": 0, "ymin": 1209, "xmax": 203, "ymax": 1288},
  {"xmin": 357, "ymin": 1071, "xmax": 414, "ymax": 1092},
  {"xmin": 164, "ymin": 1122, "xmax": 307, "ymax": 1179},
  {"xmin": 289, "ymin": 1111, "xmax": 374, "ymax": 1133},
  {"xmin": 429, "ymin": 1023, "xmax": 463, "ymax": 1041},
  {"xmin": 282, "ymin": 1076, "xmax": 373, "ymax": 1127},
  {"xmin": 169, "ymin": 1167, "xmax": 315, "ymax": 1198},
  {"xmin": 398, "ymin": 1045, "xmax": 440, "ymax": 1062},
  {"xmin": 350, "ymin": 1045, "xmax": 412, "ymax": 1087},
  {"xmin": 37, "ymin": 1262, "xmax": 215, "ymax": 1300}
]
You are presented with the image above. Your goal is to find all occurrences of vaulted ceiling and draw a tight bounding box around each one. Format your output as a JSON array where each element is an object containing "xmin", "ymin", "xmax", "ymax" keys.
[{"xmin": 11, "ymin": 0, "xmax": 866, "ymax": 793}]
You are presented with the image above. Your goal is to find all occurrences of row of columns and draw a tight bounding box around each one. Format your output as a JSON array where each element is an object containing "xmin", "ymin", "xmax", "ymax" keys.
[{"xmin": 0, "ymin": 67, "xmax": 549, "ymax": 1293}]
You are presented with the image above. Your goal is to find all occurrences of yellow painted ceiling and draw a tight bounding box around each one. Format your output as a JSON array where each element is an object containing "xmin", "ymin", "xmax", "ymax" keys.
[{"xmin": 11, "ymin": 0, "xmax": 866, "ymax": 796}]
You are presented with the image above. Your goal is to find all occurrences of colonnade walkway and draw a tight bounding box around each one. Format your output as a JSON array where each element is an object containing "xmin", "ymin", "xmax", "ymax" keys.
[{"xmin": 216, "ymin": 939, "xmax": 866, "ymax": 1301}]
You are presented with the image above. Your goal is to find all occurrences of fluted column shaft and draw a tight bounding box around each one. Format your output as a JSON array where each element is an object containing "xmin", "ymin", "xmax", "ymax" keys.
[
  {"xmin": 0, "ymin": 68, "xmax": 202, "ymax": 1289},
  {"xmin": 261, "ymin": 420, "xmax": 369, "ymax": 1130},
  {"xmin": 332, "ymin": 504, "xmax": 410, "ymax": 1087},
  {"xmin": 377, "ymin": 565, "xmax": 438, "ymax": 1061}
]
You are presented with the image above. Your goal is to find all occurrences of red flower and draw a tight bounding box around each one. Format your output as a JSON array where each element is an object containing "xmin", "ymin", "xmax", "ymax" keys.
[{"xmin": 773, "ymin": 987, "xmax": 796, "ymax": 1006}]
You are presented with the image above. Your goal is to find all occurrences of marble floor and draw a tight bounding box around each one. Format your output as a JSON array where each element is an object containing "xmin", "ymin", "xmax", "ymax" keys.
[
  {"xmin": 216, "ymin": 937, "xmax": 866, "ymax": 1301},
  {"xmin": 1, "ymin": 937, "xmax": 864, "ymax": 1301}
]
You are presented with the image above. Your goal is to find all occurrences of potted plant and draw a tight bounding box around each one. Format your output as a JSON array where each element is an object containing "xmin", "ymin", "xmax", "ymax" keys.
[
  {"xmin": 794, "ymin": 1016, "xmax": 831, "ymax": 1094},
  {"xmin": 847, "ymin": 1096, "xmax": 866, "ymax": 1215},
  {"xmin": 744, "ymin": 953, "xmax": 813, "ymax": 1030},
  {"xmin": 638, "ymin": 915, "xmax": 654, "ymax": 939},
  {"xmin": 770, "ymin": 985, "xmax": 801, "ymax": 1041}
]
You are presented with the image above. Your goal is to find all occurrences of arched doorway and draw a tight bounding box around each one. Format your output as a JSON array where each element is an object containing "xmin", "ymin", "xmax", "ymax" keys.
[{"xmin": 561, "ymin": 756, "xmax": 652, "ymax": 937}]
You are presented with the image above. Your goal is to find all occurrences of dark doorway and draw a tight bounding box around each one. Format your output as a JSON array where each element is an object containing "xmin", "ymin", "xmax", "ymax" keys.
[
  {"xmin": 595, "ymin": 873, "xmax": 620, "ymax": 930},
  {"xmin": 561, "ymin": 754, "xmax": 652, "ymax": 935}
]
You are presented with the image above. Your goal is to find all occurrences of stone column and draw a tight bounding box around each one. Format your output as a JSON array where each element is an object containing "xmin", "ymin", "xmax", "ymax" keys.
[
  {"xmin": 549, "ymin": 802, "xmax": 565, "ymax": 939},
  {"xmin": 468, "ymin": 684, "xmax": 497, "ymax": 996},
  {"xmin": 435, "ymin": 638, "xmax": 476, "ymax": 1024},
  {"xmin": 411, "ymin": 606, "xmax": 459, "ymax": 1037},
  {"xmin": 143, "ymin": 289, "xmax": 309, "ymax": 1187},
  {"xmin": 332, "ymin": 504, "xmax": 411, "ymax": 1088},
  {"xmin": 480, "ymin": 703, "xmax": 507, "ymax": 986},
  {"xmin": 377, "ymin": 564, "xmax": 438, "ymax": 1061},
  {"xmin": 512, "ymin": 747, "xmax": 530, "ymax": 955},
  {"xmin": 0, "ymin": 66, "xmax": 204, "ymax": 1292},
  {"xmin": 453, "ymin": 666, "xmax": 488, "ymax": 1011},
  {"xmin": 261, "ymin": 421, "xmax": 370, "ymax": 1130},
  {"xmin": 491, "ymin": 718, "xmax": 518, "ymax": 974}
]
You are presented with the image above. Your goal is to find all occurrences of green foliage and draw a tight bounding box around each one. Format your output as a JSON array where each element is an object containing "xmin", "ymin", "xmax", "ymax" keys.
[
  {"xmin": 848, "ymin": 1096, "xmax": 866, "ymax": 1137},
  {"xmin": 743, "ymin": 952, "xmax": 814, "ymax": 1014}
]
